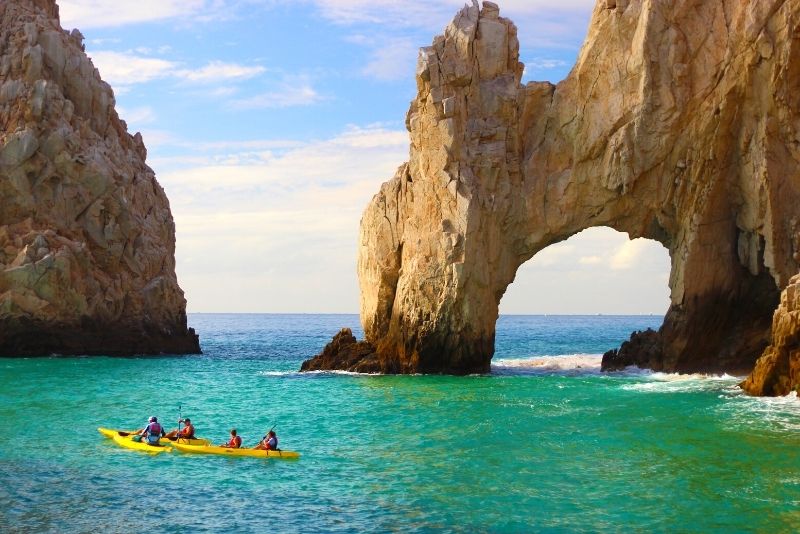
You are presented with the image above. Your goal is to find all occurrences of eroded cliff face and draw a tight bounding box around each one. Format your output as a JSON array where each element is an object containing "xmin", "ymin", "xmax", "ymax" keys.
[
  {"xmin": 0, "ymin": 0, "xmax": 199, "ymax": 355},
  {"xmin": 302, "ymin": 0, "xmax": 800, "ymax": 387}
]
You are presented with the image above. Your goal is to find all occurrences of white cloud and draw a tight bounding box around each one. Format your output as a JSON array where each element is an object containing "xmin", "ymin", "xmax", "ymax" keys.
[
  {"xmin": 137, "ymin": 129, "xmax": 179, "ymax": 149},
  {"xmin": 361, "ymin": 38, "xmax": 418, "ymax": 81},
  {"xmin": 87, "ymin": 51, "xmax": 266, "ymax": 91},
  {"xmin": 229, "ymin": 78, "xmax": 323, "ymax": 109},
  {"xmin": 207, "ymin": 86, "xmax": 239, "ymax": 98},
  {"xmin": 156, "ymin": 125, "xmax": 409, "ymax": 312},
  {"xmin": 59, "ymin": 0, "xmax": 205, "ymax": 29},
  {"xmin": 526, "ymin": 58, "xmax": 569, "ymax": 70},
  {"xmin": 529, "ymin": 242, "xmax": 575, "ymax": 268},
  {"xmin": 117, "ymin": 106, "xmax": 157, "ymax": 127},
  {"xmin": 89, "ymin": 37, "xmax": 121, "ymax": 46},
  {"xmin": 188, "ymin": 139, "xmax": 306, "ymax": 152},
  {"xmin": 175, "ymin": 61, "xmax": 266, "ymax": 83},
  {"xmin": 578, "ymin": 255, "xmax": 602, "ymax": 265},
  {"xmin": 502, "ymin": 228, "xmax": 671, "ymax": 315},
  {"xmin": 312, "ymin": 0, "xmax": 595, "ymax": 34},
  {"xmin": 88, "ymin": 51, "xmax": 176, "ymax": 86},
  {"xmin": 63, "ymin": 0, "xmax": 595, "ymax": 51},
  {"xmin": 610, "ymin": 239, "xmax": 652, "ymax": 270}
]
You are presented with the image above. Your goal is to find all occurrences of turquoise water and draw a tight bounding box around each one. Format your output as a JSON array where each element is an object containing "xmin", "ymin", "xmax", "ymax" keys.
[{"xmin": 1, "ymin": 314, "xmax": 798, "ymax": 532}]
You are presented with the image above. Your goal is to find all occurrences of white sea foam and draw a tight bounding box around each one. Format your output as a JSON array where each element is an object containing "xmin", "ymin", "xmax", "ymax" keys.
[
  {"xmin": 620, "ymin": 372, "xmax": 742, "ymax": 393},
  {"xmin": 720, "ymin": 389, "xmax": 800, "ymax": 432},
  {"xmin": 491, "ymin": 354, "xmax": 606, "ymax": 376},
  {"xmin": 257, "ymin": 369, "xmax": 384, "ymax": 378},
  {"xmin": 491, "ymin": 354, "xmax": 750, "ymax": 391}
]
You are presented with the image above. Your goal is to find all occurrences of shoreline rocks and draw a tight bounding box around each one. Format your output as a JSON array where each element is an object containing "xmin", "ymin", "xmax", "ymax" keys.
[
  {"xmin": 0, "ymin": 0, "xmax": 200, "ymax": 356},
  {"xmin": 300, "ymin": 329, "xmax": 383, "ymax": 374}
]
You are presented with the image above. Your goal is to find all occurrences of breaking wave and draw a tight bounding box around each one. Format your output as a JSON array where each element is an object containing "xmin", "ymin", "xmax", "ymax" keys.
[{"xmin": 491, "ymin": 354, "xmax": 606, "ymax": 376}]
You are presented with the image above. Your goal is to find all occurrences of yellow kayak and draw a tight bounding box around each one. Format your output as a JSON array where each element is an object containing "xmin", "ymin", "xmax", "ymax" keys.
[
  {"xmin": 97, "ymin": 427, "xmax": 210, "ymax": 446},
  {"xmin": 111, "ymin": 433, "xmax": 171, "ymax": 454},
  {"xmin": 171, "ymin": 442, "xmax": 300, "ymax": 459}
]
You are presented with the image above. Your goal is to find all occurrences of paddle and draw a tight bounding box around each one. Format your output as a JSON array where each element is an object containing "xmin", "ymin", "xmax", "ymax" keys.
[{"xmin": 176, "ymin": 404, "xmax": 182, "ymax": 442}]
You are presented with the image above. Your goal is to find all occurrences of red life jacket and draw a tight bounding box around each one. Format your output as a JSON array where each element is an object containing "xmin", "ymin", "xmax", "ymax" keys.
[
  {"xmin": 181, "ymin": 424, "xmax": 195, "ymax": 438},
  {"xmin": 228, "ymin": 435, "xmax": 241, "ymax": 448}
]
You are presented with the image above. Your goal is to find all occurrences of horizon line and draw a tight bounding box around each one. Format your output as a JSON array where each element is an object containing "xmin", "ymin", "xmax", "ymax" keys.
[{"xmin": 186, "ymin": 312, "xmax": 666, "ymax": 316}]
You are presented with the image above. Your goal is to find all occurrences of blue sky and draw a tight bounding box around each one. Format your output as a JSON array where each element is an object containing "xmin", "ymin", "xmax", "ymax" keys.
[{"xmin": 57, "ymin": 0, "xmax": 671, "ymax": 314}]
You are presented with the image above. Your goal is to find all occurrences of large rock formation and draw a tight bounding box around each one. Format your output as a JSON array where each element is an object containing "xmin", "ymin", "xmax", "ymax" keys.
[
  {"xmin": 0, "ymin": 0, "xmax": 199, "ymax": 356},
  {"xmin": 303, "ymin": 0, "xmax": 800, "ymax": 387}
]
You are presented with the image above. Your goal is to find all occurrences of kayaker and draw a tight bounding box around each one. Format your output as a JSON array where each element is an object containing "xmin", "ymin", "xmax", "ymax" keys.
[
  {"xmin": 253, "ymin": 430, "xmax": 278, "ymax": 451},
  {"xmin": 139, "ymin": 416, "xmax": 165, "ymax": 445},
  {"xmin": 165, "ymin": 417, "xmax": 195, "ymax": 440},
  {"xmin": 221, "ymin": 428, "xmax": 242, "ymax": 448}
]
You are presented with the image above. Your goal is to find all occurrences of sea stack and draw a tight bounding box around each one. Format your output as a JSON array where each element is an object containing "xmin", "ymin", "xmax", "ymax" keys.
[
  {"xmin": 303, "ymin": 0, "xmax": 800, "ymax": 392},
  {"xmin": 0, "ymin": 0, "xmax": 200, "ymax": 355}
]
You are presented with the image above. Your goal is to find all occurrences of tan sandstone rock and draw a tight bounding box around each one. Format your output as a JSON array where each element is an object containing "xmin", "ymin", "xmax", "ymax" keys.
[
  {"xmin": 303, "ymin": 0, "xmax": 800, "ymax": 388},
  {"xmin": 740, "ymin": 273, "xmax": 800, "ymax": 396},
  {"xmin": 0, "ymin": 0, "xmax": 199, "ymax": 355}
]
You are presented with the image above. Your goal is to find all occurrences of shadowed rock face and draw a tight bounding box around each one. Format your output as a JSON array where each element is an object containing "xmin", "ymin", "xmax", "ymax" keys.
[
  {"xmin": 0, "ymin": 0, "xmax": 199, "ymax": 356},
  {"xmin": 303, "ymin": 0, "xmax": 800, "ymax": 388}
]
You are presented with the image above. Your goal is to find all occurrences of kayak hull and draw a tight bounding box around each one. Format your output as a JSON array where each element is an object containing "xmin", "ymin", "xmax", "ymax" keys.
[
  {"xmin": 98, "ymin": 427, "xmax": 210, "ymax": 446},
  {"xmin": 111, "ymin": 433, "xmax": 171, "ymax": 454},
  {"xmin": 171, "ymin": 442, "xmax": 300, "ymax": 459}
]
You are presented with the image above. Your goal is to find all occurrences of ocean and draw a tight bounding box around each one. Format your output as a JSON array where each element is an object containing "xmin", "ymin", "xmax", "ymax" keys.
[{"xmin": 1, "ymin": 314, "xmax": 798, "ymax": 532}]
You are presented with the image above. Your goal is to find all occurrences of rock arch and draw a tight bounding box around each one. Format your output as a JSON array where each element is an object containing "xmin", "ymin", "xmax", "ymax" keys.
[{"xmin": 303, "ymin": 0, "xmax": 800, "ymax": 381}]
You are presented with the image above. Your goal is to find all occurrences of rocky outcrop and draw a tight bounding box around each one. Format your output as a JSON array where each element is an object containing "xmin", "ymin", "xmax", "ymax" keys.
[
  {"xmin": 303, "ymin": 0, "xmax": 800, "ymax": 386},
  {"xmin": 740, "ymin": 273, "xmax": 800, "ymax": 396},
  {"xmin": 0, "ymin": 0, "xmax": 199, "ymax": 356},
  {"xmin": 601, "ymin": 329, "xmax": 662, "ymax": 372},
  {"xmin": 300, "ymin": 329, "xmax": 384, "ymax": 373}
]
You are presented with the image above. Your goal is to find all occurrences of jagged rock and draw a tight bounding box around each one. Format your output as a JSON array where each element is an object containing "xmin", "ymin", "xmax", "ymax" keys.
[
  {"xmin": 601, "ymin": 329, "xmax": 663, "ymax": 372},
  {"xmin": 305, "ymin": 0, "xmax": 800, "ymax": 385},
  {"xmin": 740, "ymin": 273, "xmax": 800, "ymax": 396},
  {"xmin": 300, "ymin": 329, "xmax": 384, "ymax": 374},
  {"xmin": 0, "ymin": 0, "xmax": 199, "ymax": 356}
]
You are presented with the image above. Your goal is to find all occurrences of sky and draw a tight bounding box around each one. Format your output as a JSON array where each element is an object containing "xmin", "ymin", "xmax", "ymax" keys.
[{"xmin": 56, "ymin": 0, "xmax": 671, "ymax": 315}]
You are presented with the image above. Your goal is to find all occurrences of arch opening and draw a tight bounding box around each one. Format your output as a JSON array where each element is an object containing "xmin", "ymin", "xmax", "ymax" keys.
[
  {"xmin": 501, "ymin": 227, "xmax": 671, "ymax": 316},
  {"xmin": 494, "ymin": 227, "xmax": 671, "ymax": 364}
]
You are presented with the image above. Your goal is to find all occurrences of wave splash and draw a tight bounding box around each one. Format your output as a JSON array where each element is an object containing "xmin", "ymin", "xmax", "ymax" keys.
[
  {"xmin": 491, "ymin": 354, "xmax": 606, "ymax": 376},
  {"xmin": 491, "ymin": 355, "xmax": 744, "ymax": 387}
]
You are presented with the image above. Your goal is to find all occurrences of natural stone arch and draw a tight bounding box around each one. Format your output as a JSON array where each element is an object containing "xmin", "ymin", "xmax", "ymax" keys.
[{"xmin": 303, "ymin": 1, "xmax": 799, "ymax": 380}]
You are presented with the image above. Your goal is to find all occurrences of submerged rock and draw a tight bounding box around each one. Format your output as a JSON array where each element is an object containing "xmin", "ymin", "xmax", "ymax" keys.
[
  {"xmin": 0, "ymin": 0, "xmax": 199, "ymax": 356},
  {"xmin": 307, "ymin": 0, "xmax": 800, "ymax": 387}
]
